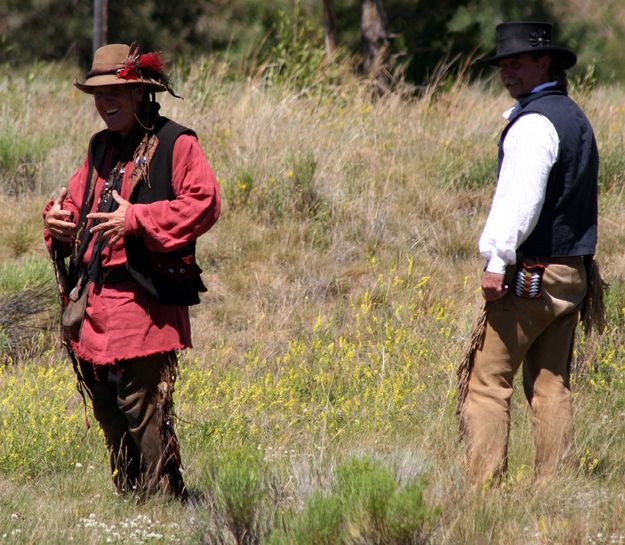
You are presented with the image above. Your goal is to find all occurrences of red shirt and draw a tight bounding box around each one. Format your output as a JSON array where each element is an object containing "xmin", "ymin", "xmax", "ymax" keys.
[{"xmin": 44, "ymin": 133, "xmax": 220, "ymax": 365}]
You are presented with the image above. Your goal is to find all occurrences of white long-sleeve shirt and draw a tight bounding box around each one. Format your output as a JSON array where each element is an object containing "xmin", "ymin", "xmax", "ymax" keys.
[{"xmin": 479, "ymin": 83, "xmax": 560, "ymax": 274}]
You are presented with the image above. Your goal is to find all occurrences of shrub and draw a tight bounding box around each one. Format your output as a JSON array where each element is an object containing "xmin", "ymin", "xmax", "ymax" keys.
[
  {"xmin": 269, "ymin": 455, "xmax": 439, "ymax": 545},
  {"xmin": 200, "ymin": 446, "xmax": 272, "ymax": 545},
  {"xmin": 269, "ymin": 491, "xmax": 343, "ymax": 545}
]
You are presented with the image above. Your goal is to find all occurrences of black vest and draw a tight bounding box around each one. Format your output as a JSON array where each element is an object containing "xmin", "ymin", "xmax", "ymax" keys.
[
  {"xmin": 498, "ymin": 87, "xmax": 598, "ymax": 257},
  {"xmin": 88, "ymin": 117, "xmax": 207, "ymax": 305}
]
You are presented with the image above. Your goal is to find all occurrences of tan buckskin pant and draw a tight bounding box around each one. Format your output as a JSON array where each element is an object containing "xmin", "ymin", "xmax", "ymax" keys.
[
  {"xmin": 463, "ymin": 259, "xmax": 587, "ymax": 486},
  {"xmin": 79, "ymin": 352, "xmax": 187, "ymax": 500}
]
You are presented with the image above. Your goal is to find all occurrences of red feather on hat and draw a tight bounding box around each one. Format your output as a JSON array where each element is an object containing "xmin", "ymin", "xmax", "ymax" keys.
[
  {"xmin": 116, "ymin": 65, "xmax": 139, "ymax": 80},
  {"xmin": 115, "ymin": 45, "xmax": 180, "ymax": 98},
  {"xmin": 138, "ymin": 52, "xmax": 164, "ymax": 73}
]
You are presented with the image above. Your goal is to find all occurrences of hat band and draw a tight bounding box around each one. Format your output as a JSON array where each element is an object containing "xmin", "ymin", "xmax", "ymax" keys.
[{"xmin": 85, "ymin": 67, "xmax": 123, "ymax": 79}]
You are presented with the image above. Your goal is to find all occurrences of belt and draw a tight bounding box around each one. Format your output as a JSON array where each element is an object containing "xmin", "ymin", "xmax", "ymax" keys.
[
  {"xmin": 95, "ymin": 266, "xmax": 134, "ymax": 285},
  {"xmin": 522, "ymin": 256, "xmax": 585, "ymax": 265}
]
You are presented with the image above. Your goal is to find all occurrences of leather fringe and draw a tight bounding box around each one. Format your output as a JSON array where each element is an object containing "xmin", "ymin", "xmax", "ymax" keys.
[
  {"xmin": 130, "ymin": 131, "xmax": 159, "ymax": 190},
  {"xmin": 157, "ymin": 352, "xmax": 187, "ymax": 499},
  {"xmin": 456, "ymin": 301, "xmax": 488, "ymax": 438},
  {"xmin": 581, "ymin": 259, "xmax": 608, "ymax": 337}
]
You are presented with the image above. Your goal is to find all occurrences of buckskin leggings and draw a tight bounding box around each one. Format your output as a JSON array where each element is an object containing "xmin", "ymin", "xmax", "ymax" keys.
[
  {"xmin": 79, "ymin": 351, "xmax": 187, "ymax": 500},
  {"xmin": 461, "ymin": 259, "xmax": 587, "ymax": 486}
]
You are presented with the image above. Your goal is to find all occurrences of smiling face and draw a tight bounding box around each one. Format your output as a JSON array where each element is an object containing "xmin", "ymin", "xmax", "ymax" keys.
[
  {"xmin": 498, "ymin": 54, "xmax": 551, "ymax": 99},
  {"xmin": 93, "ymin": 84, "xmax": 146, "ymax": 136}
]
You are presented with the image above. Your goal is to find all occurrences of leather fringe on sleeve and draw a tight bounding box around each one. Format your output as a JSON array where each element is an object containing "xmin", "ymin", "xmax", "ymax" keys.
[{"xmin": 456, "ymin": 301, "xmax": 488, "ymax": 438}]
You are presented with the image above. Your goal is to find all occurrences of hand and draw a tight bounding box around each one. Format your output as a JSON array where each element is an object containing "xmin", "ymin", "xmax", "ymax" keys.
[
  {"xmin": 87, "ymin": 190, "xmax": 131, "ymax": 246},
  {"xmin": 45, "ymin": 187, "xmax": 76, "ymax": 242},
  {"xmin": 481, "ymin": 271, "xmax": 508, "ymax": 301}
]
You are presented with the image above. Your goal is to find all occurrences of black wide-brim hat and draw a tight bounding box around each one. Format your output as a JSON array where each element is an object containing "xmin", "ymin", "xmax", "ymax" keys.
[{"xmin": 475, "ymin": 21, "xmax": 576, "ymax": 69}]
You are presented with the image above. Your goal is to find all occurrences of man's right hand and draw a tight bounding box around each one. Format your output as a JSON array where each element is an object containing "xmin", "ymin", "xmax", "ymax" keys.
[
  {"xmin": 481, "ymin": 271, "xmax": 508, "ymax": 301},
  {"xmin": 45, "ymin": 187, "xmax": 76, "ymax": 242}
]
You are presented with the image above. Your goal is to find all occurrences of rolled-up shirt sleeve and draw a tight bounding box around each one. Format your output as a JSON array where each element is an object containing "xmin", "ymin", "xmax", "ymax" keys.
[
  {"xmin": 479, "ymin": 113, "xmax": 559, "ymax": 274},
  {"xmin": 124, "ymin": 134, "xmax": 221, "ymax": 252}
]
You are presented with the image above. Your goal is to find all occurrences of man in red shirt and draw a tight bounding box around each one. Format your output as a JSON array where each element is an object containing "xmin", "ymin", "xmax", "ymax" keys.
[{"xmin": 44, "ymin": 43, "xmax": 221, "ymax": 500}]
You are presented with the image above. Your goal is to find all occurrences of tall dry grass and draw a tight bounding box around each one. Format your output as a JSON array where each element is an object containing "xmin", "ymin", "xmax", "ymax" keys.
[{"xmin": 1, "ymin": 59, "xmax": 625, "ymax": 544}]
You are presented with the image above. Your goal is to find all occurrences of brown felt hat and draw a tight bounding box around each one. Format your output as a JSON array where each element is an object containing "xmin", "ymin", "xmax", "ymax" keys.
[{"xmin": 74, "ymin": 43, "xmax": 171, "ymax": 94}]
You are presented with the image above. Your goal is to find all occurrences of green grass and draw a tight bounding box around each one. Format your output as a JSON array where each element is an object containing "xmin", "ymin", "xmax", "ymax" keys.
[{"xmin": 0, "ymin": 255, "xmax": 54, "ymax": 294}]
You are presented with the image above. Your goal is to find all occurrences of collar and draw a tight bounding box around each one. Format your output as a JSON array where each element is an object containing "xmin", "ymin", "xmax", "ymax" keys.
[{"xmin": 502, "ymin": 81, "xmax": 559, "ymax": 120}]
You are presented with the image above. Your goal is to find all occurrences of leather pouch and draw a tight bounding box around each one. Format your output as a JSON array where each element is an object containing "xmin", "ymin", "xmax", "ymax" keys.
[
  {"xmin": 62, "ymin": 278, "xmax": 91, "ymax": 328},
  {"xmin": 513, "ymin": 262, "xmax": 545, "ymax": 299}
]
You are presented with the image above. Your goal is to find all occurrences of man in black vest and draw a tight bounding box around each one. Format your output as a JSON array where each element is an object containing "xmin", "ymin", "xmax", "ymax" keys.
[
  {"xmin": 43, "ymin": 44, "xmax": 221, "ymax": 500},
  {"xmin": 457, "ymin": 22, "xmax": 601, "ymax": 486}
]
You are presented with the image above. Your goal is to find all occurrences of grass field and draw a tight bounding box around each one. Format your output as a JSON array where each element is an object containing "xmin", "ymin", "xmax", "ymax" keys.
[{"xmin": 1, "ymin": 59, "xmax": 625, "ymax": 544}]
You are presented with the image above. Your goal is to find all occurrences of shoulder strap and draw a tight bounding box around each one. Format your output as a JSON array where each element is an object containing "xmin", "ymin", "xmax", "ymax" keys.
[
  {"xmin": 71, "ymin": 130, "xmax": 108, "ymax": 268},
  {"xmin": 86, "ymin": 167, "xmax": 125, "ymax": 282}
]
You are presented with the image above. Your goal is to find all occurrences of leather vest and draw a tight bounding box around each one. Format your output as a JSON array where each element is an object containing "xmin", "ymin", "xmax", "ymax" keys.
[{"xmin": 86, "ymin": 116, "xmax": 207, "ymax": 305}]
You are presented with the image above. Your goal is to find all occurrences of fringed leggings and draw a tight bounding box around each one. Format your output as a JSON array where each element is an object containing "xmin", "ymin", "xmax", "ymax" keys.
[
  {"xmin": 458, "ymin": 260, "xmax": 587, "ymax": 486},
  {"xmin": 79, "ymin": 351, "xmax": 187, "ymax": 501}
]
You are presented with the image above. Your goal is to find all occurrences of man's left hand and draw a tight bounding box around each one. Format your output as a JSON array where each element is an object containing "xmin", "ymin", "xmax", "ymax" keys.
[{"xmin": 87, "ymin": 191, "xmax": 131, "ymax": 246}]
